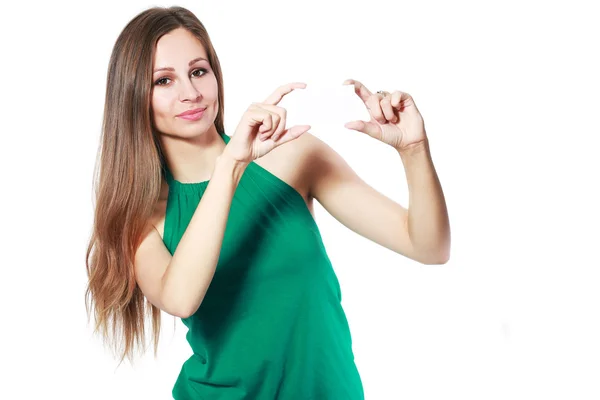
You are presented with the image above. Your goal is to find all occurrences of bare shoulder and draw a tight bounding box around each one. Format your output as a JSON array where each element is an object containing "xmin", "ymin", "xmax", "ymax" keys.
[
  {"xmin": 288, "ymin": 131, "xmax": 361, "ymax": 202},
  {"xmin": 279, "ymin": 131, "xmax": 333, "ymax": 193},
  {"xmin": 291, "ymin": 130, "xmax": 327, "ymax": 156},
  {"xmin": 264, "ymin": 131, "xmax": 326, "ymax": 177},
  {"xmin": 276, "ymin": 131, "xmax": 326, "ymax": 175},
  {"xmin": 254, "ymin": 133, "xmax": 308, "ymax": 192},
  {"xmin": 253, "ymin": 131, "xmax": 326, "ymax": 215}
]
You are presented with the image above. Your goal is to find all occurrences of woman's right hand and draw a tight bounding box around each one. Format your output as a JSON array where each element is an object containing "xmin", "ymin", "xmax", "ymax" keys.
[{"xmin": 222, "ymin": 82, "xmax": 311, "ymax": 163}]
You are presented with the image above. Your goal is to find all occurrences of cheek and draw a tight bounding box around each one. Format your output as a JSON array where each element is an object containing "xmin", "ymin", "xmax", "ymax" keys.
[
  {"xmin": 151, "ymin": 93, "xmax": 174, "ymax": 127},
  {"xmin": 151, "ymin": 93, "xmax": 170, "ymax": 116},
  {"xmin": 197, "ymin": 76, "xmax": 219, "ymax": 101},
  {"xmin": 210, "ymin": 80, "xmax": 219, "ymax": 99}
]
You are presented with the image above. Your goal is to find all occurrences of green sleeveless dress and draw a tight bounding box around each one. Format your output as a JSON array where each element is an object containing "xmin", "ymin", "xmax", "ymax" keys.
[{"xmin": 163, "ymin": 131, "xmax": 364, "ymax": 399}]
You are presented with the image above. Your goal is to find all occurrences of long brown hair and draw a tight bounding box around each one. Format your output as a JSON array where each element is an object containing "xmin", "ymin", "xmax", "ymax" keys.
[{"xmin": 85, "ymin": 6, "xmax": 225, "ymax": 366}]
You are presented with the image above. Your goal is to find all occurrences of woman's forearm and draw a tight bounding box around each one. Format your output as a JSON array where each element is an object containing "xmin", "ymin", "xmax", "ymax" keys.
[
  {"xmin": 161, "ymin": 155, "xmax": 248, "ymax": 317},
  {"xmin": 398, "ymin": 139, "xmax": 451, "ymax": 264}
]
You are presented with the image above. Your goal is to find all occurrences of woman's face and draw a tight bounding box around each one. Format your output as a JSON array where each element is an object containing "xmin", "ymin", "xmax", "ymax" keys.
[{"xmin": 151, "ymin": 28, "xmax": 218, "ymax": 137}]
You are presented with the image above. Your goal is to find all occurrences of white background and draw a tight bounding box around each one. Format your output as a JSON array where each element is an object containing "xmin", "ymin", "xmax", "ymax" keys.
[{"xmin": 1, "ymin": 0, "xmax": 599, "ymax": 399}]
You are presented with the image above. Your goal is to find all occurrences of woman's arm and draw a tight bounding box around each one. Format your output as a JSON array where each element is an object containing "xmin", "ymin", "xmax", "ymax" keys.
[
  {"xmin": 308, "ymin": 134, "xmax": 450, "ymax": 265},
  {"xmin": 135, "ymin": 155, "xmax": 248, "ymax": 318}
]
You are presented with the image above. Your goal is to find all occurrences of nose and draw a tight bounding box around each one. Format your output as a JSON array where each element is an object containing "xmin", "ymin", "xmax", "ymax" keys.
[{"xmin": 179, "ymin": 77, "xmax": 202, "ymax": 103}]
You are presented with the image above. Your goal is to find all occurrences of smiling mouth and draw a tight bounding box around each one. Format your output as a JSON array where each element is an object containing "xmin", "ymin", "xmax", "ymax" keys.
[{"xmin": 177, "ymin": 108, "xmax": 206, "ymax": 121}]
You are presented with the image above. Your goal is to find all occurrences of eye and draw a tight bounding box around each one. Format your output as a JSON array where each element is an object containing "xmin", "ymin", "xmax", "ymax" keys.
[
  {"xmin": 154, "ymin": 77, "xmax": 170, "ymax": 86},
  {"xmin": 192, "ymin": 68, "xmax": 208, "ymax": 77}
]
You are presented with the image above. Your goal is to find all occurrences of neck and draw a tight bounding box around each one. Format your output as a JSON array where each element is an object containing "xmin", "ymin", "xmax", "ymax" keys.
[{"xmin": 160, "ymin": 124, "xmax": 226, "ymax": 183}]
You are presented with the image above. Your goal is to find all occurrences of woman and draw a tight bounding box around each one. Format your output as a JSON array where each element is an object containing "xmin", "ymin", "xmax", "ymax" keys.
[{"xmin": 85, "ymin": 5, "xmax": 450, "ymax": 399}]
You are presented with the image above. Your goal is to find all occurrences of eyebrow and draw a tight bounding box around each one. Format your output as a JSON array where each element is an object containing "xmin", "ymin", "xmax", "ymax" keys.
[{"xmin": 153, "ymin": 57, "xmax": 208, "ymax": 73}]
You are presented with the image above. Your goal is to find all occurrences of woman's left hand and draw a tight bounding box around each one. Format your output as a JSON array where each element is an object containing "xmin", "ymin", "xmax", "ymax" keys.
[{"xmin": 343, "ymin": 79, "xmax": 427, "ymax": 151}]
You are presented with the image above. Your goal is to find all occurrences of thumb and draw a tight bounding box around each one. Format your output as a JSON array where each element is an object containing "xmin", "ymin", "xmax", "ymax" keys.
[{"xmin": 344, "ymin": 120, "xmax": 381, "ymax": 137}]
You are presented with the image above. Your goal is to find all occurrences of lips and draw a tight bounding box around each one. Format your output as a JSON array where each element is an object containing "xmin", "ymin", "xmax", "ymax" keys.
[{"xmin": 177, "ymin": 107, "xmax": 207, "ymax": 117}]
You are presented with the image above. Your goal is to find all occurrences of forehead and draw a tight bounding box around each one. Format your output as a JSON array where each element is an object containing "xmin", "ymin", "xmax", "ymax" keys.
[{"xmin": 154, "ymin": 28, "xmax": 207, "ymax": 65}]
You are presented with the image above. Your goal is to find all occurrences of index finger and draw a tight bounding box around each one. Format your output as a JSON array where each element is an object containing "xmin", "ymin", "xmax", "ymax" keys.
[
  {"xmin": 263, "ymin": 82, "xmax": 307, "ymax": 105},
  {"xmin": 343, "ymin": 79, "xmax": 372, "ymax": 103}
]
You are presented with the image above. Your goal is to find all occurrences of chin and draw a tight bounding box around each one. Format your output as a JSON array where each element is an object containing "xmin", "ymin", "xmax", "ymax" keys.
[{"xmin": 179, "ymin": 121, "xmax": 214, "ymax": 136}]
